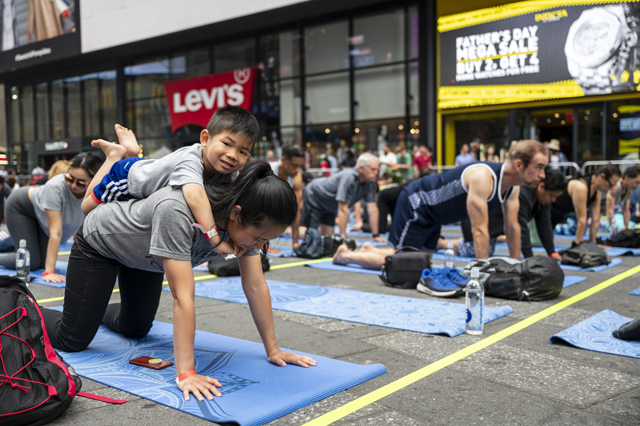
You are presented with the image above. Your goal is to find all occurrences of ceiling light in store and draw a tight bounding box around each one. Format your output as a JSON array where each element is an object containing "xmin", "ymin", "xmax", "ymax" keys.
[
  {"xmin": 613, "ymin": 113, "xmax": 619, "ymax": 118},
  {"xmin": 11, "ymin": 94, "xmax": 17, "ymax": 100},
  {"xmin": 262, "ymin": 136, "xmax": 267, "ymax": 141},
  {"xmin": 325, "ymin": 128, "xmax": 330, "ymax": 134},
  {"xmin": 585, "ymin": 116, "xmax": 589, "ymax": 120},
  {"xmin": 415, "ymin": 129, "xmax": 420, "ymax": 134},
  {"xmin": 554, "ymin": 113, "xmax": 559, "ymax": 118},
  {"xmin": 306, "ymin": 142, "xmax": 311, "ymax": 147},
  {"xmin": 561, "ymin": 120, "xmax": 566, "ymax": 125},
  {"xmin": 414, "ymin": 120, "xmax": 419, "ymax": 126},
  {"xmin": 547, "ymin": 118, "xmax": 551, "ymax": 123},
  {"xmin": 600, "ymin": 112, "xmax": 604, "ymax": 116},
  {"xmin": 586, "ymin": 110, "xmax": 590, "ymax": 115},
  {"xmin": 398, "ymin": 125, "xmax": 404, "ymax": 130},
  {"xmin": 410, "ymin": 129, "xmax": 415, "ymax": 134},
  {"xmin": 354, "ymin": 128, "xmax": 360, "ymax": 133}
]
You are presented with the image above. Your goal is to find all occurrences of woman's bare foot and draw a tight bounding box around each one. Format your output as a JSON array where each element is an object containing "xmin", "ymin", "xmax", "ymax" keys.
[
  {"xmin": 115, "ymin": 124, "xmax": 140, "ymax": 158},
  {"xmin": 332, "ymin": 244, "xmax": 352, "ymax": 265},
  {"xmin": 91, "ymin": 139, "xmax": 126, "ymax": 161}
]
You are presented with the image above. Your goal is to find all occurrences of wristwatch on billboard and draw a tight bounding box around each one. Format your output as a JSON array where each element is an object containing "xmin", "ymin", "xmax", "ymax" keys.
[{"xmin": 565, "ymin": 5, "xmax": 640, "ymax": 95}]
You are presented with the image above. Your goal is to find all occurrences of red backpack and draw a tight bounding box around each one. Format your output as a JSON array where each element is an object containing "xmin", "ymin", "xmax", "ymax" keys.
[{"xmin": 0, "ymin": 276, "xmax": 125, "ymax": 425}]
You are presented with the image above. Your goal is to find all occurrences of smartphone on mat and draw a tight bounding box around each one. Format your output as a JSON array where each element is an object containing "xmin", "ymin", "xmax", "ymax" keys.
[{"xmin": 129, "ymin": 356, "xmax": 173, "ymax": 370}]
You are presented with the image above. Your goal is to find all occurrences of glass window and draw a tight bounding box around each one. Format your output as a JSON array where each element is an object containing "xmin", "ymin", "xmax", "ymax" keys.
[
  {"xmin": 280, "ymin": 127, "xmax": 302, "ymax": 146},
  {"xmin": 125, "ymin": 57, "xmax": 170, "ymax": 100},
  {"xmin": 354, "ymin": 117, "xmax": 407, "ymax": 154},
  {"xmin": 305, "ymin": 72, "xmax": 349, "ymax": 124},
  {"xmin": 10, "ymin": 86, "xmax": 20, "ymax": 143},
  {"xmin": 305, "ymin": 122, "xmax": 351, "ymax": 169},
  {"xmin": 36, "ymin": 83, "xmax": 50, "ymax": 141},
  {"xmin": 352, "ymin": 9, "xmax": 404, "ymax": 68},
  {"xmin": 354, "ymin": 64, "xmax": 405, "ymax": 121},
  {"xmin": 259, "ymin": 34, "xmax": 280, "ymax": 79},
  {"xmin": 409, "ymin": 62, "xmax": 419, "ymax": 116},
  {"xmin": 280, "ymin": 78, "xmax": 301, "ymax": 127},
  {"xmin": 51, "ymin": 80, "xmax": 64, "ymax": 139},
  {"xmin": 279, "ymin": 31, "xmax": 301, "ymax": 78},
  {"xmin": 304, "ymin": 21, "xmax": 349, "ymax": 74},
  {"xmin": 128, "ymin": 98, "xmax": 169, "ymax": 139},
  {"xmin": 171, "ymin": 48, "xmax": 210, "ymax": 79},
  {"xmin": 83, "ymin": 74, "xmax": 100, "ymax": 137},
  {"xmin": 22, "ymin": 86, "xmax": 34, "ymax": 142},
  {"xmin": 576, "ymin": 106, "xmax": 603, "ymax": 163},
  {"xmin": 608, "ymin": 101, "xmax": 640, "ymax": 160},
  {"xmin": 66, "ymin": 77, "xmax": 82, "ymax": 138},
  {"xmin": 214, "ymin": 39, "xmax": 256, "ymax": 73},
  {"xmin": 408, "ymin": 6, "xmax": 419, "ymax": 60},
  {"xmin": 100, "ymin": 71, "xmax": 117, "ymax": 142},
  {"xmin": 444, "ymin": 112, "xmax": 509, "ymax": 165}
]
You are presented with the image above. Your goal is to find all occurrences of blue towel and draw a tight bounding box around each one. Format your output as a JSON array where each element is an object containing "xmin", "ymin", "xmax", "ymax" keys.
[
  {"xmin": 170, "ymin": 278, "xmax": 514, "ymax": 337},
  {"xmin": 563, "ymin": 275, "xmax": 587, "ymax": 288},
  {"xmin": 559, "ymin": 258, "xmax": 622, "ymax": 272},
  {"xmin": 57, "ymin": 321, "xmax": 386, "ymax": 426},
  {"xmin": 550, "ymin": 310, "xmax": 640, "ymax": 359},
  {"xmin": 631, "ymin": 287, "xmax": 640, "ymax": 296}
]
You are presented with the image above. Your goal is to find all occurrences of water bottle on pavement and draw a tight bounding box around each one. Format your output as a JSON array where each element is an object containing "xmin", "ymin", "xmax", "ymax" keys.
[
  {"xmin": 16, "ymin": 239, "xmax": 30, "ymax": 284},
  {"xmin": 465, "ymin": 267, "xmax": 484, "ymax": 335},
  {"xmin": 443, "ymin": 240, "xmax": 456, "ymax": 269}
]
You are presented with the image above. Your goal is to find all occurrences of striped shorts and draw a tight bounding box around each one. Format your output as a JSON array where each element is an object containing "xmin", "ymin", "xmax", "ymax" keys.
[{"xmin": 91, "ymin": 157, "xmax": 144, "ymax": 204}]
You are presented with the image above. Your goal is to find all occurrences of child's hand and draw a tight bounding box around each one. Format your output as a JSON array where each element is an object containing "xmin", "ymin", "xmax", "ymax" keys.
[{"xmin": 212, "ymin": 240, "xmax": 235, "ymax": 257}]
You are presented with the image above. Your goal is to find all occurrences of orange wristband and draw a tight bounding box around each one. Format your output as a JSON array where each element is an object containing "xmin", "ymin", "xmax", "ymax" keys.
[
  {"xmin": 177, "ymin": 369, "xmax": 196, "ymax": 383},
  {"xmin": 41, "ymin": 270, "xmax": 56, "ymax": 277}
]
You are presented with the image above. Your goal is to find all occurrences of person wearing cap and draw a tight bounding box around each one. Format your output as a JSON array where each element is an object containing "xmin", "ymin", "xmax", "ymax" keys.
[{"xmin": 548, "ymin": 139, "xmax": 568, "ymax": 170}]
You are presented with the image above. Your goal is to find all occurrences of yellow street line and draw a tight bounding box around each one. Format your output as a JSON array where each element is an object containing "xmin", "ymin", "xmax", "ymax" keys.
[
  {"xmin": 58, "ymin": 251, "xmax": 70, "ymax": 255},
  {"xmin": 303, "ymin": 264, "xmax": 640, "ymax": 426}
]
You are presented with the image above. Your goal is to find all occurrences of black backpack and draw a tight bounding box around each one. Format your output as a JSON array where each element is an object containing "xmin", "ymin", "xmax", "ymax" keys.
[
  {"xmin": 464, "ymin": 257, "xmax": 564, "ymax": 301},
  {"xmin": 294, "ymin": 228, "xmax": 356, "ymax": 259},
  {"xmin": 560, "ymin": 242, "xmax": 610, "ymax": 268},
  {"xmin": 597, "ymin": 229, "xmax": 640, "ymax": 249},
  {"xmin": 208, "ymin": 252, "xmax": 270, "ymax": 276},
  {"xmin": 379, "ymin": 247, "xmax": 431, "ymax": 289}
]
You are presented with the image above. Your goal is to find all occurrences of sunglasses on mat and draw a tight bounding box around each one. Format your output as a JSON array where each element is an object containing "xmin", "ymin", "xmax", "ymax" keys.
[{"xmin": 64, "ymin": 173, "xmax": 88, "ymax": 190}]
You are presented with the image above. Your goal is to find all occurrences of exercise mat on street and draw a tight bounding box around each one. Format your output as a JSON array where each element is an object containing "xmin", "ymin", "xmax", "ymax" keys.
[
  {"xmin": 57, "ymin": 320, "xmax": 386, "ymax": 426},
  {"xmin": 551, "ymin": 310, "xmax": 640, "ymax": 359},
  {"xmin": 559, "ymin": 258, "xmax": 622, "ymax": 272},
  {"xmin": 0, "ymin": 260, "xmax": 68, "ymax": 288},
  {"xmin": 169, "ymin": 278, "xmax": 514, "ymax": 337}
]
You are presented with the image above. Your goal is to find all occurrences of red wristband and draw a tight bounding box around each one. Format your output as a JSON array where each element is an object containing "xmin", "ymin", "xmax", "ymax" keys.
[
  {"xmin": 42, "ymin": 270, "xmax": 56, "ymax": 277},
  {"xmin": 551, "ymin": 252, "xmax": 559, "ymax": 257},
  {"xmin": 177, "ymin": 369, "xmax": 196, "ymax": 383}
]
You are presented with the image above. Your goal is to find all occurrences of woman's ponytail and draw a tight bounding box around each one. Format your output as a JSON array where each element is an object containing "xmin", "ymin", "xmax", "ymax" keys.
[{"xmin": 206, "ymin": 160, "xmax": 298, "ymax": 230}]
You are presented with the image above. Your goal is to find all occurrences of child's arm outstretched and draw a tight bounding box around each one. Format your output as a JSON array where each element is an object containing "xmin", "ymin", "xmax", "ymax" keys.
[{"xmin": 182, "ymin": 183, "xmax": 244, "ymax": 256}]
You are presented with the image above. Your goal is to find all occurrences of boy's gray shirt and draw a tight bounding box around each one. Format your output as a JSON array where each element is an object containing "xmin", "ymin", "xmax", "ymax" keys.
[
  {"xmin": 31, "ymin": 174, "xmax": 85, "ymax": 243},
  {"xmin": 304, "ymin": 168, "xmax": 376, "ymax": 213},
  {"xmin": 128, "ymin": 143, "xmax": 235, "ymax": 198},
  {"xmin": 82, "ymin": 186, "xmax": 259, "ymax": 272}
]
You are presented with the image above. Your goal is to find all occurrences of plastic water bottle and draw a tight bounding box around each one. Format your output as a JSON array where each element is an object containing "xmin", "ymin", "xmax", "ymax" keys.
[
  {"xmin": 465, "ymin": 267, "xmax": 484, "ymax": 335},
  {"xmin": 16, "ymin": 239, "xmax": 30, "ymax": 284},
  {"xmin": 443, "ymin": 240, "xmax": 456, "ymax": 269}
]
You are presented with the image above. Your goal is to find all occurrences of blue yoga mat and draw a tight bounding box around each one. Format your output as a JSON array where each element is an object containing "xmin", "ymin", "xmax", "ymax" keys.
[
  {"xmin": 57, "ymin": 321, "xmax": 386, "ymax": 426},
  {"xmin": 563, "ymin": 275, "xmax": 587, "ymax": 288},
  {"xmin": 306, "ymin": 260, "xmax": 447, "ymax": 275},
  {"xmin": 559, "ymin": 257, "xmax": 622, "ymax": 272},
  {"xmin": 0, "ymin": 260, "xmax": 68, "ymax": 288},
  {"xmin": 550, "ymin": 310, "xmax": 640, "ymax": 359},
  {"xmin": 172, "ymin": 278, "xmax": 513, "ymax": 337},
  {"xmin": 631, "ymin": 287, "xmax": 640, "ymax": 296}
]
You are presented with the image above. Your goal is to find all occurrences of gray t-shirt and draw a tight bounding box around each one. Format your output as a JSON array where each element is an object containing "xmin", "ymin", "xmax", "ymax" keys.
[
  {"xmin": 612, "ymin": 181, "xmax": 632, "ymax": 205},
  {"xmin": 82, "ymin": 186, "xmax": 259, "ymax": 273},
  {"xmin": 31, "ymin": 174, "xmax": 85, "ymax": 243},
  {"xmin": 304, "ymin": 168, "xmax": 376, "ymax": 212},
  {"xmin": 128, "ymin": 143, "xmax": 235, "ymax": 198}
]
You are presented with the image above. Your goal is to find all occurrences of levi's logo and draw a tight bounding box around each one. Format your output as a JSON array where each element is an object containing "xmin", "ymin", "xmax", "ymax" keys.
[{"xmin": 173, "ymin": 84, "xmax": 245, "ymax": 113}]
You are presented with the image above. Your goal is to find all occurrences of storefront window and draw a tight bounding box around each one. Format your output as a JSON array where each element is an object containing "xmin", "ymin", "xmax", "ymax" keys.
[
  {"xmin": 354, "ymin": 64, "xmax": 404, "ymax": 120},
  {"xmin": 129, "ymin": 98, "xmax": 169, "ymax": 140},
  {"xmin": 408, "ymin": 6, "xmax": 419, "ymax": 60},
  {"xmin": 280, "ymin": 78, "xmax": 301, "ymax": 127},
  {"xmin": 576, "ymin": 106, "xmax": 603, "ymax": 163},
  {"xmin": 100, "ymin": 71, "xmax": 117, "ymax": 142},
  {"xmin": 36, "ymin": 83, "xmax": 50, "ymax": 140},
  {"xmin": 304, "ymin": 21, "xmax": 349, "ymax": 74},
  {"xmin": 10, "ymin": 86, "xmax": 20, "ymax": 143},
  {"xmin": 214, "ymin": 39, "xmax": 255, "ymax": 73},
  {"xmin": 609, "ymin": 101, "xmax": 640, "ymax": 161},
  {"xmin": 125, "ymin": 57, "xmax": 170, "ymax": 101},
  {"xmin": 51, "ymin": 80, "xmax": 65, "ymax": 139},
  {"xmin": 352, "ymin": 9, "xmax": 404, "ymax": 68},
  {"xmin": 443, "ymin": 112, "xmax": 509, "ymax": 165},
  {"xmin": 354, "ymin": 117, "xmax": 406, "ymax": 153},
  {"xmin": 279, "ymin": 31, "xmax": 300, "ymax": 78},
  {"xmin": 281, "ymin": 127, "xmax": 302, "ymax": 146},
  {"xmin": 409, "ymin": 62, "xmax": 419, "ymax": 116},
  {"xmin": 170, "ymin": 48, "xmax": 210, "ymax": 79},
  {"xmin": 305, "ymin": 122, "xmax": 351, "ymax": 168},
  {"xmin": 22, "ymin": 86, "xmax": 34, "ymax": 142},
  {"xmin": 306, "ymin": 72, "xmax": 349, "ymax": 125},
  {"xmin": 67, "ymin": 77, "xmax": 82, "ymax": 138},
  {"xmin": 83, "ymin": 74, "xmax": 100, "ymax": 137}
]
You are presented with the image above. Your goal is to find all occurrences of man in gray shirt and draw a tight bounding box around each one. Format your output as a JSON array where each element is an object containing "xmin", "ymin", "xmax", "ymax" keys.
[{"xmin": 301, "ymin": 153, "xmax": 385, "ymax": 241}]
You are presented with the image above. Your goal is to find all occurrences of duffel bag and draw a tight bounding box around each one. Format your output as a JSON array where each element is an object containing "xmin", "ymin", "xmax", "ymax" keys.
[
  {"xmin": 559, "ymin": 242, "xmax": 610, "ymax": 268},
  {"xmin": 379, "ymin": 247, "xmax": 431, "ymax": 289}
]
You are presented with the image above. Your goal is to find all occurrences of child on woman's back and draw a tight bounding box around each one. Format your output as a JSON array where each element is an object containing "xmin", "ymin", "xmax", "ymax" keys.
[{"xmin": 82, "ymin": 105, "xmax": 258, "ymax": 256}]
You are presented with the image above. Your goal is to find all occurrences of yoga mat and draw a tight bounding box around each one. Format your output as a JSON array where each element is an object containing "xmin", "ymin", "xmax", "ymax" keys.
[
  {"xmin": 631, "ymin": 287, "xmax": 640, "ymax": 296},
  {"xmin": 493, "ymin": 242, "xmax": 640, "ymax": 257},
  {"xmin": 57, "ymin": 321, "xmax": 386, "ymax": 426},
  {"xmin": 172, "ymin": 278, "xmax": 514, "ymax": 337},
  {"xmin": 0, "ymin": 260, "xmax": 68, "ymax": 288},
  {"xmin": 563, "ymin": 275, "xmax": 587, "ymax": 288},
  {"xmin": 559, "ymin": 258, "xmax": 622, "ymax": 272},
  {"xmin": 306, "ymin": 260, "xmax": 448, "ymax": 275},
  {"xmin": 550, "ymin": 310, "xmax": 640, "ymax": 359}
]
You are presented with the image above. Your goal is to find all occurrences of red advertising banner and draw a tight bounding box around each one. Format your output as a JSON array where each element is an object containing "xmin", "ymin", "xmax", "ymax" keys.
[{"xmin": 164, "ymin": 68, "xmax": 255, "ymax": 132}]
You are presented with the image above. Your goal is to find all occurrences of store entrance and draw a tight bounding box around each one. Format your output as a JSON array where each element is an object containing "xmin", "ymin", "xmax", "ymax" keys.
[{"xmin": 529, "ymin": 108, "xmax": 574, "ymax": 161}]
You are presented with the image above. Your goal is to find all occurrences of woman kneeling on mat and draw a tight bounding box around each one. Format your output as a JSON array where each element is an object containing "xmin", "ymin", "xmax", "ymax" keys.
[{"xmin": 42, "ymin": 160, "xmax": 316, "ymax": 402}]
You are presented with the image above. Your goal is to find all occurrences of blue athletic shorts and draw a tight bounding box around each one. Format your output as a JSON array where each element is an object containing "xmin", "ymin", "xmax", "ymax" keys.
[
  {"xmin": 388, "ymin": 189, "xmax": 441, "ymax": 251},
  {"xmin": 91, "ymin": 157, "xmax": 144, "ymax": 204}
]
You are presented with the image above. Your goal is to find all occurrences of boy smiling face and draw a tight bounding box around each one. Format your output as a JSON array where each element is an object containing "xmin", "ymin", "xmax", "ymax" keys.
[{"xmin": 200, "ymin": 129, "xmax": 253, "ymax": 179}]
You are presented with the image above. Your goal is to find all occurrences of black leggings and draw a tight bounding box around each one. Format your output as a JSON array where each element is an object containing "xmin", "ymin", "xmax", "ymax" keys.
[
  {"xmin": 377, "ymin": 185, "xmax": 405, "ymax": 234},
  {"xmin": 42, "ymin": 228, "xmax": 164, "ymax": 352},
  {"xmin": 0, "ymin": 187, "xmax": 48, "ymax": 270}
]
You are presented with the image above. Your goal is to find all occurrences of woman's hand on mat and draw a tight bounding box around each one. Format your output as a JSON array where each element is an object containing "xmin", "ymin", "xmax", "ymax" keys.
[
  {"xmin": 267, "ymin": 349, "xmax": 317, "ymax": 368},
  {"xmin": 178, "ymin": 374, "xmax": 222, "ymax": 401},
  {"xmin": 550, "ymin": 252, "xmax": 562, "ymax": 261},
  {"xmin": 43, "ymin": 273, "xmax": 66, "ymax": 283}
]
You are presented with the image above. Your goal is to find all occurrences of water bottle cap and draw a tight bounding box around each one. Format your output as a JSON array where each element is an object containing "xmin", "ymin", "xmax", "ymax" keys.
[
  {"xmin": 19, "ymin": 239, "xmax": 27, "ymax": 248},
  {"xmin": 447, "ymin": 240, "xmax": 454, "ymax": 249},
  {"xmin": 470, "ymin": 267, "xmax": 480, "ymax": 278}
]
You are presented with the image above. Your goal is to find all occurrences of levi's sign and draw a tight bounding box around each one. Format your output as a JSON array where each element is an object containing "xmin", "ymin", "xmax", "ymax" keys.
[{"xmin": 164, "ymin": 68, "xmax": 255, "ymax": 132}]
